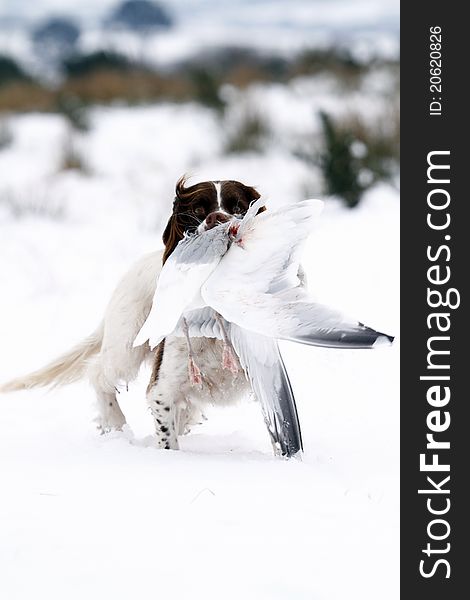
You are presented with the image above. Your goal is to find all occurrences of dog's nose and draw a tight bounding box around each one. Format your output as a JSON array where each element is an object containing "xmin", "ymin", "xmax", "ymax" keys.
[{"xmin": 205, "ymin": 211, "xmax": 230, "ymax": 230}]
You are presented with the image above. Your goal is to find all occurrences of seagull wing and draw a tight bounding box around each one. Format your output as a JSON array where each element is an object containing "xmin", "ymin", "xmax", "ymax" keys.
[
  {"xmin": 230, "ymin": 324, "xmax": 302, "ymax": 457},
  {"xmin": 205, "ymin": 287, "xmax": 394, "ymax": 349},
  {"xmin": 202, "ymin": 199, "xmax": 393, "ymax": 348},
  {"xmin": 172, "ymin": 306, "xmax": 225, "ymax": 339},
  {"xmin": 173, "ymin": 309, "xmax": 302, "ymax": 457},
  {"xmin": 133, "ymin": 225, "xmax": 230, "ymax": 349},
  {"xmin": 227, "ymin": 199, "xmax": 324, "ymax": 295}
]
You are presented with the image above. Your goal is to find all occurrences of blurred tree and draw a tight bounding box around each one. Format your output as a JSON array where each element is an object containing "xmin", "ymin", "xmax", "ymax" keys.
[
  {"xmin": 32, "ymin": 17, "xmax": 80, "ymax": 58},
  {"xmin": 106, "ymin": 1, "xmax": 173, "ymax": 31}
]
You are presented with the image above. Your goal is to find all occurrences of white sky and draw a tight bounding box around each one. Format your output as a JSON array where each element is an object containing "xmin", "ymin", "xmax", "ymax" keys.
[{"xmin": 0, "ymin": 0, "xmax": 399, "ymax": 27}]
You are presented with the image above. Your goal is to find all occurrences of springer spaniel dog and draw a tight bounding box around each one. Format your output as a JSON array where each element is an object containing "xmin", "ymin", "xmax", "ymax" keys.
[{"xmin": 1, "ymin": 176, "xmax": 265, "ymax": 450}]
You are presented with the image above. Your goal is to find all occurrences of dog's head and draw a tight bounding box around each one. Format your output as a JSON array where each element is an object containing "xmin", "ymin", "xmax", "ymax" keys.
[{"xmin": 162, "ymin": 176, "xmax": 263, "ymax": 263}]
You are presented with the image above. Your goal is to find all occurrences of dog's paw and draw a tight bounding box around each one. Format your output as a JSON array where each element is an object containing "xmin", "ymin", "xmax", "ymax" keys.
[
  {"xmin": 93, "ymin": 414, "xmax": 127, "ymax": 435},
  {"xmin": 156, "ymin": 434, "xmax": 179, "ymax": 451}
]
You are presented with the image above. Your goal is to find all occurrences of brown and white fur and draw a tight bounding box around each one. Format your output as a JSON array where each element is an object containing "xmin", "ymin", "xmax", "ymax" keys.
[{"xmin": 0, "ymin": 176, "xmax": 263, "ymax": 450}]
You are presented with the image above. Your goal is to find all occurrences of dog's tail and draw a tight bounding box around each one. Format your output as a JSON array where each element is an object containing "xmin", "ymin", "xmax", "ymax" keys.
[{"xmin": 0, "ymin": 324, "xmax": 104, "ymax": 393}]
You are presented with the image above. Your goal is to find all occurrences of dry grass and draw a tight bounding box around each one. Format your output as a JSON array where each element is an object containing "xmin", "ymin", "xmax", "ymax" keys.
[
  {"xmin": 0, "ymin": 51, "xmax": 399, "ymax": 118},
  {"xmin": 0, "ymin": 190, "xmax": 65, "ymax": 220},
  {"xmin": 62, "ymin": 69, "xmax": 192, "ymax": 104},
  {"xmin": 225, "ymin": 64, "xmax": 278, "ymax": 88},
  {"xmin": 0, "ymin": 70, "xmax": 194, "ymax": 112},
  {"xmin": 0, "ymin": 82, "xmax": 55, "ymax": 112}
]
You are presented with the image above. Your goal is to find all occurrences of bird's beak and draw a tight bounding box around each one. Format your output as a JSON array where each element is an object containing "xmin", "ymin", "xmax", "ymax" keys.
[{"xmin": 228, "ymin": 222, "xmax": 240, "ymax": 241}]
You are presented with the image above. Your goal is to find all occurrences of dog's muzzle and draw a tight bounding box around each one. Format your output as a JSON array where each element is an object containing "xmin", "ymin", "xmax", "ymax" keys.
[{"xmin": 204, "ymin": 211, "xmax": 231, "ymax": 230}]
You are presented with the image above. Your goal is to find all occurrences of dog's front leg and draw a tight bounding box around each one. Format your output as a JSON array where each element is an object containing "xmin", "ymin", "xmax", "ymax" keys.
[
  {"xmin": 146, "ymin": 340, "xmax": 180, "ymax": 450},
  {"xmin": 146, "ymin": 385, "xmax": 179, "ymax": 450}
]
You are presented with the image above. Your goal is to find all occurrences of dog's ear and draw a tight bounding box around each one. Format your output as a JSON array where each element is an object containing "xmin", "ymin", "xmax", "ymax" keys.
[
  {"xmin": 162, "ymin": 175, "xmax": 192, "ymax": 264},
  {"xmin": 243, "ymin": 184, "xmax": 266, "ymax": 213},
  {"xmin": 244, "ymin": 184, "xmax": 261, "ymax": 201},
  {"xmin": 162, "ymin": 198, "xmax": 181, "ymax": 265},
  {"xmin": 162, "ymin": 214, "xmax": 174, "ymax": 247},
  {"xmin": 175, "ymin": 174, "xmax": 188, "ymax": 200},
  {"xmin": 162, "ymin": 213, "xmax": 184, "ymax": 265}
]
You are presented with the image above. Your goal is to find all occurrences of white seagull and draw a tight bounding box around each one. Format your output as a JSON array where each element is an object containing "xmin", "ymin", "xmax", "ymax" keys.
[{"xmin": 133, "ymin": 197, "xmax": 393, "ymax": 456}]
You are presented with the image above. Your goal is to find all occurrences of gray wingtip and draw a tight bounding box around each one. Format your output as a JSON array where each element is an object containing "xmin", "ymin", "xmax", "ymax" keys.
[
  {"xmin": 284, "ymin": 448, "xmax": 303, "ymax": 460},
  {"xmin": 272, "ymin": 438, "xmax": 303, "ymax": 458},
  {"xmin": 373, "ymin": 333, "xmax": 395, "ymax": 348}
]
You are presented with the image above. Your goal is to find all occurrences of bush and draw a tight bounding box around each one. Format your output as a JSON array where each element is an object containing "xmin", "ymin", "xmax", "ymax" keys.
[
  {"xmin": 178, "ymin": 47, "xmax": 289, "ymax": 90},
  {"xmin": 294, "ymin": 48, "xmax": 364, "ymax": 77},
  {"xmin": 0, "ymin": 55, "xmax": 29, "ymax": 87},
  {"xmin": 319, "ymin": 111, "xmax": 363, "ymax": 208},
  {"xmin": 56, "ymin": 95, "xmax": 89, "ymax": 131},
  {"xmin": 185, "ymin": 67, "xmax": 225, "ymax": 112},
  {"xmin": 0, "ymin": 121, "xmax": 13, "ymax": 150},
  {"xmin": 345, "ymin": 108, "xmax": 400, "ymax": 177},
  {"xmin": 60, "ymin": 134, "xmax": 86, "ymax": 172},
  {"xmin": 63, "ymin": 51, "xmax": 131, "ymax": 78},
  {"xmin": 224, "ymin": 110, "xmax": 269, "ymax": 154},
  {"xmin": 317, "ymin": 110, "xmax": 399, "ymax": 208}
]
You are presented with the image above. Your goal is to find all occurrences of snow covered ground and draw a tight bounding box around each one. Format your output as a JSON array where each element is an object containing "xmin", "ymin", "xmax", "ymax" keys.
[{"xmin": 0, "ymin": 81, "xmax": 399, "ymax": 598}]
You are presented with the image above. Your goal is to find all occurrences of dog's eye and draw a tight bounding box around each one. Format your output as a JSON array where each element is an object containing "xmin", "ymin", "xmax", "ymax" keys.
[{"xmin": 194, "ymin": 207, "xmax": 205, "ymax": 216}]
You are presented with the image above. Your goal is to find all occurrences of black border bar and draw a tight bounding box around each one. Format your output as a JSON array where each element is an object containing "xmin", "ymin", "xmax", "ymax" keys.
[{"xmin": 401, "ymin": 2, "xmax": 467, "ymax": 597}]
